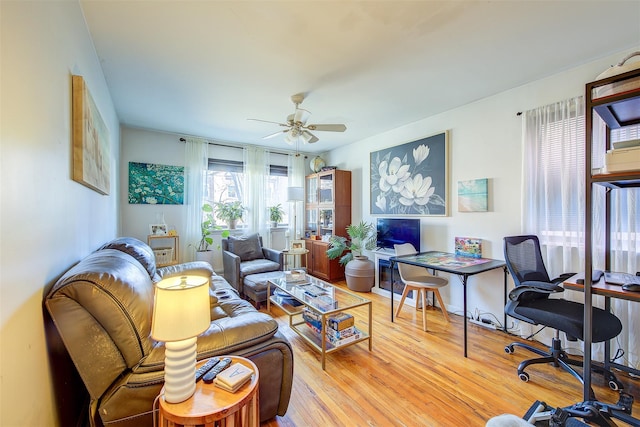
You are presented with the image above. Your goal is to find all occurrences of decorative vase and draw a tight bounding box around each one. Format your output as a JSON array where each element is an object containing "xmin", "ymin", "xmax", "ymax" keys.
[
  {"xmin": 310, "ymin": 156, "xmax": 326, "ymax": 173},
  {"xmin": 229, "ymin": 219, "xmax": 237, "ymax": 230},
  {"xmin": 344, "ymin": 255, "xmax": 375, "ymax": 292}
]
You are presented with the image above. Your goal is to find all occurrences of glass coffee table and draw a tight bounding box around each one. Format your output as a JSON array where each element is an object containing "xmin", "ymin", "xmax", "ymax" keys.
[{"xmin": 267, "ymin": 275, "xmax": 372, "ymax": 370}]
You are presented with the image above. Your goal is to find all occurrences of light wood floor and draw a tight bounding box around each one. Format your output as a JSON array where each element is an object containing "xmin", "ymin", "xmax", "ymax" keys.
[{"xmin": 260, "ymin": 281, "xmax": 639, "ymax": 427}]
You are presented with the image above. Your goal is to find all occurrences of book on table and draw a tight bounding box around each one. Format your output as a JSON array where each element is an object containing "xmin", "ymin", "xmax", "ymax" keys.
[{"xmin": 213, "ymin": 362, "xmax": 254, "ymax": 393}]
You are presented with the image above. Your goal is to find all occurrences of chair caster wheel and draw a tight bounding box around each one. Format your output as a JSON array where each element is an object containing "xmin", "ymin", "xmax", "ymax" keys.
[
  {"xmin": 608, "ymin": 379, "xmax": 622, "ymax": 391},
  {"xmin": 518, "ymin": 372, "xmax": 530, "ymax": 382},
  {"xmin": 505, "ymin": 345, "xmax": 514, "ymax": 354}
]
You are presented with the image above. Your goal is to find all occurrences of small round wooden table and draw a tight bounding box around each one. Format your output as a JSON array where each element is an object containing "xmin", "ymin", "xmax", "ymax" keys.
[{"xmin": 157, "ymin": 356, "xmax": 259, "ymax": 427}]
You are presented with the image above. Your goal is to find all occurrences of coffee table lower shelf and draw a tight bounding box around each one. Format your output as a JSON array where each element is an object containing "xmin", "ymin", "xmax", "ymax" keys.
[{"xmin": 268, "ymin": 290, "xmax": 372, "ymax": 370}]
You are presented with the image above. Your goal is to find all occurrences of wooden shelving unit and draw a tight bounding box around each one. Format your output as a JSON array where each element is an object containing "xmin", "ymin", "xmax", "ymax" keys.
[
  {"xmin": 583, "ymin": 67, "xmax": 640, "ymax": 401},
  {"xmin": 303, "ymin": 169, "xmax": 351, "ymax": 281}
]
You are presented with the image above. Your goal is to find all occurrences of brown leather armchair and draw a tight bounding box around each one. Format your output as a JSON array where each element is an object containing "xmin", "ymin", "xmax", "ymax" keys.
[{"xmin": 45, "ymin": 237, "xmax": 293, "ymax": 427}]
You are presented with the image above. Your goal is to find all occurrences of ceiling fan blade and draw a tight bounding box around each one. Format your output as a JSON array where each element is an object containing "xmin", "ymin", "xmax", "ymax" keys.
[
  {"xmin": 248, "ymin": 118, "xmax": 289, "ymax": 127},
  {"xmin": 262, "ymin": 129, "xmax": 288, "ymax": 139},
  {"xmin": 302, "ymin": 130, "xmax": 319, "ymax": 144},
  {"xmin": 307, "ymin": 124, "xmax": 346, "ymax": 132}
]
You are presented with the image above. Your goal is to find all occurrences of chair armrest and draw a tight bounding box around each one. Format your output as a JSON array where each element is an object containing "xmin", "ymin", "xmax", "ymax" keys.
[
  {"xmin": 508, "ymin": 280, "xmax": 564, "ymax": 301},
  {"xmin": 553, "ymin": 272, "xmax": 578, "ymax": 284},
  {"xmin": 263, "ymin": 247, "xmax": 284, "ymax": 269},
  {"xmin": 222, "ymin": 250, "xmax": 241, "ymax": 292}
]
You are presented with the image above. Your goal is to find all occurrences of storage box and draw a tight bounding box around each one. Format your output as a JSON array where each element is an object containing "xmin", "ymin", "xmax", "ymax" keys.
[
  {"xmin": 604, "ymin": 146, "xmax": 640, "ymax": 173},
  {"xmin": 153, "ymin": 247, "xmax": 174, "ymax": 265}
]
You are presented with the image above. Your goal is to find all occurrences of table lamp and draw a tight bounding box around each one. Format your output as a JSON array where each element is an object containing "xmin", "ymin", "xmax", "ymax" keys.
[
  {"xmin": 287, "ymin": 186, "xmax": 304, "ymax": 243},
  {"xmin": 151, "ymin": 275, "xmax": 211, "ymax": 403}
]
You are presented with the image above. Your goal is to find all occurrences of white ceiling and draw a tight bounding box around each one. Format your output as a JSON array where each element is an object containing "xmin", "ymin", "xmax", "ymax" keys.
[{"xmin": 80, "ymin": 1, "xmax": 640, "ymax": 154}]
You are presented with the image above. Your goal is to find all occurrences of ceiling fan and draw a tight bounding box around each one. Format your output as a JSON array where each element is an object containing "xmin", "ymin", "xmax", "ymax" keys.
[{"xmin": 248, "ymin": 93, "xmax": 346, "ymax": 145}]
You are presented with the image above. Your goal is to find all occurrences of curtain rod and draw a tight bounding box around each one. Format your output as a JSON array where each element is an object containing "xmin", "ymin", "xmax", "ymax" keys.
[{"xmin": 178, "ymin": 137, "xmax": 307, "ymax": 158}]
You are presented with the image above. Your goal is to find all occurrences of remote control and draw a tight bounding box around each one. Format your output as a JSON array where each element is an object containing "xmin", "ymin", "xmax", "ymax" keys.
[
  {"xmin": 202, "ymin": 357, "xmax": 232, "ymax": 384},
  {"xmin": 195, "ymin": 357, "xmax": 220, "ymax": 382}
]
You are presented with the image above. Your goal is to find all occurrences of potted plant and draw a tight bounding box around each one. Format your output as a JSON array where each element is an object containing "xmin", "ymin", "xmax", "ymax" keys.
[
  {"xmin": 194, "ymin": 203, "xmax": 229, "ymax": 265},
  {"xmin": 326, "ymin": 221, "xmax": 377, "ymax": 292},
  {"xmin": 215, "ymin": 200, "xmax": 245, "ymax": 229},
  {"xmin": 268, "ymin": 204, "xmax": 284, "ymax": 228}
]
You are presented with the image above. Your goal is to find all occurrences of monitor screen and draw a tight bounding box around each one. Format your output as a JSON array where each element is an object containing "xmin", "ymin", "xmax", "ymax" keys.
[{"xmin": 376, "ymin": 218, "xmax": 421, "ymax": 252}]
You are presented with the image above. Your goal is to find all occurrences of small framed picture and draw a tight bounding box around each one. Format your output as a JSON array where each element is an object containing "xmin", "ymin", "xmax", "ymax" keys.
[
  {"xmin": 290, "ymin": 240, "xmax": 306, "ymax": 253},
  {"xmin": 149, "ymin": 223, "xmax": 168, "ymax": 236}
]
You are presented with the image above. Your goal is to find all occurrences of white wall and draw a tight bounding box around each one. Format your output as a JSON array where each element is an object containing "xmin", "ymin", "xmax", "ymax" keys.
[
  {"xmin": 0, "ymin": 1, "xmax": 120, "ymax": 426},
  {"xmin": 325, "ymin": 47, "xmax": 640, "ymax": 322},
  {"xmin": 120, "ymin": 127, "xmax": 310, "ymax": 270}
]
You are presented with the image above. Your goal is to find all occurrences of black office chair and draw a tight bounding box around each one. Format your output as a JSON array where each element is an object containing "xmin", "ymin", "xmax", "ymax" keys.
[{"xmin": 503, "ymin": 235, "xmax": 623, "ymax": 391}]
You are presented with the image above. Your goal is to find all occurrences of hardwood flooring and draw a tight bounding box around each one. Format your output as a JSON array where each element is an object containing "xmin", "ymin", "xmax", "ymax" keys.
[{"xmin": 260, "ymin": 281, "xmax": 639, "ymax": 427}]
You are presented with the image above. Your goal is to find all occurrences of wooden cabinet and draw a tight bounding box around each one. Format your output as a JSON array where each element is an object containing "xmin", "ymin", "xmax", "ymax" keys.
[
  {"xmin": 304, "ymin": 239, "xmax": 345, "ymax": 282},
  {"xmin": 304, "ymin": 169, "xmax": 351, "ymax": 240},
  {"xmin": 303, "ymin": 169, "xmax": 351, "ymax": 281},
  {"xmin": 582, "ymin": 67, "xmax": 640, "ymax": 400}
]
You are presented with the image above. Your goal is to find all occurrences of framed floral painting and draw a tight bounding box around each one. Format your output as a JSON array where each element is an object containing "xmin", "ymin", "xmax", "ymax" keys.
[
  {"xmin": 128, "ymin": 162, "xmax": 184, "ymax": 204},
  {"xmin": 370, "ymin": 131, "xmax": 449, "ymax": 216}
]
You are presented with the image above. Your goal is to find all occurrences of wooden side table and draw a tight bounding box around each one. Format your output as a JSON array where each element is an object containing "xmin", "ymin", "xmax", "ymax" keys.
[{"xmin": 157, "ymin": 356, "xmax": 259, "ymax": 427}]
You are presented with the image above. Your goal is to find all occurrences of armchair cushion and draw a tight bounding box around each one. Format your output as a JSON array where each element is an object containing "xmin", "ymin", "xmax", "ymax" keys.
[{"xmin": 228, "ymin": 233, "xmax": 264, "ymax": 261}]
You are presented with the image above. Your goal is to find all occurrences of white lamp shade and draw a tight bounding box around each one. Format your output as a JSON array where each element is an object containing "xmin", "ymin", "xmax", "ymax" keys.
[
  {"xmin": 151, "ymin": 275, "xmax": 210, "ymax": 342},
  {"xmin": 287, "ymin": 186, "xmax": 304, "ymax": 202},
  {"xmin": 294, "ymin": 108, "xmax": 311, "ymax": 124}
]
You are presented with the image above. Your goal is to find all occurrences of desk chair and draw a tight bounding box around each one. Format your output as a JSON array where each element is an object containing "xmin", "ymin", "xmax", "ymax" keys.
[
  {"xmin": 503, "ymin": 235, "xmax": 623, "ymax": 391},
  {"xmin": 394, "ymin": 243, "xmax": 450, "ymax": 331}
]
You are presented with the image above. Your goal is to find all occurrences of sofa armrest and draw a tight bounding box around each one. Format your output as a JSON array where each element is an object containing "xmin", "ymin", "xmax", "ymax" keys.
[
  {"xmin": 156, "ymin": 261, "xmax": 214, "ymax": 281},
  {"xmin": 222, "ymin": 250, "xmax": 242, "ymax": 292},
  {"xmin": 262, "ymin": 247, "xmax": 283, "ymax": 269}
]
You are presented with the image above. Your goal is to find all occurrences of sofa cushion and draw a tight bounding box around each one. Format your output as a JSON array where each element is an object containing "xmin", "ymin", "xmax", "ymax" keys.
[
  {"xmin": 228, "ymin": 233, "xmax": 264, "ymax": 261},
  {"xmin": 99, "ymin": 237, "xmax": 157, "ymax": 278}
]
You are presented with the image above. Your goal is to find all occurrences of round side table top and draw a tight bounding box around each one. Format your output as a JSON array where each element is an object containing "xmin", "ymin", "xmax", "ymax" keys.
[{"xmin": 158, "ymin": 356, "xmax": 259, "ymax": 423}]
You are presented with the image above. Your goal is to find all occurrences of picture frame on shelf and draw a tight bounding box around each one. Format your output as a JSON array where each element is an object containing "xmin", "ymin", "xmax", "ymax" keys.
[
  {"xmin": 290, "ymin": 240, "xmax": 306, "ymax": 254},
  {"xmin": 149, "ymin": 223, "xmax": 168, "ymax": 236}
]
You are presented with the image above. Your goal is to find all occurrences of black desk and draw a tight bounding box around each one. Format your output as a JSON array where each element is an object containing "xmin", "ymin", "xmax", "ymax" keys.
[{"xmin": 389, "ymin": 251, "xmax": 507, "ymax": 357}]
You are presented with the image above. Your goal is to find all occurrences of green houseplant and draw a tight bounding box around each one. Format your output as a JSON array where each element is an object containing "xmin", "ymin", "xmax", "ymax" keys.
[
  {"xmin": 268, "ymin": 204, "xmax": 285, "ymax": 227},
  {"xmin": 194, "ymin": 203, "xmax": 229, "ymax": 266},
  {"xmin": 215, "ymin": 200, "xmax": 245, "ymax": 229},
  {"xmin": 326, "ymin": 221, "xmax": 377, "ymax": 292}
]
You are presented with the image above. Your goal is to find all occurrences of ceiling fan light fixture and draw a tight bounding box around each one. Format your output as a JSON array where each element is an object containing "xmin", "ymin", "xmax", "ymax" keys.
[
  {"xmin": 284, "ymin": 131, "xmax": 296, "ymax": 145},
  {"xmin": 293, "ymin": 108, "xmax": 311, "ymax": 125}
]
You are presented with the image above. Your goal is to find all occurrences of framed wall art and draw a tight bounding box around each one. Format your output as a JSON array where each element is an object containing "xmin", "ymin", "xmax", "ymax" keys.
[
  {"xmin": 128, "ymin": 162, "xmax": 185, "ymax": 204},
  {"xmin": 72, "ymin": 75, "xmax": 110, "ymax": 195},
  {"xmin": 457, "ymin": 178, "xmax": 488, "ymax": 212},
  {"xmin": 370, "ymin": 131, "xmax": 449, "ymax": 216}
]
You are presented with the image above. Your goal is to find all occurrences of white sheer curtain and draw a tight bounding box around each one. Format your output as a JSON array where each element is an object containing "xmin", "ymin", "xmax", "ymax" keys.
[
  {"xmin": 243, "ymin": 146, "xmax": 270, "ymax": 245},
  {"xmin": 523, "ymin": 96, "xmax": 639, "ymax": 368},
  {"xmin": 183, "ymin": 137, "xmax": 208, "ymax": 262},
  {"xmin": 287, "ymin": 154, "xmax": 306, "ymax": 240}
]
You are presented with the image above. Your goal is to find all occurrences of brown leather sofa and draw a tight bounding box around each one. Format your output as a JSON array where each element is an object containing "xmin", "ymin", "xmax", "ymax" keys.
[{"xmin": 45, "ymin": 237, "xmax": 293, "ymax": 427}]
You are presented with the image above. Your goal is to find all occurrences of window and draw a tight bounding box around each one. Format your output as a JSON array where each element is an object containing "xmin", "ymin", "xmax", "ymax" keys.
[
  {"xmin": 266, "ymin": 165, "xmax": 291, "ymax": 225},
  {"xmin": 204, "ymin": 159, "xmax": 291, "ymax": 227},
  {"xmin": 524, "ymin": 97, "xmax": 639, "ymax": 254}
]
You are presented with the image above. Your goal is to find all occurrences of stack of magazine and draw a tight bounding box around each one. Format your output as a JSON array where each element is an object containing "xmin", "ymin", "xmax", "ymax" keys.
[{"xmin": 213, "ymin": 362, "xmax": 254, "ymax": 393}]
